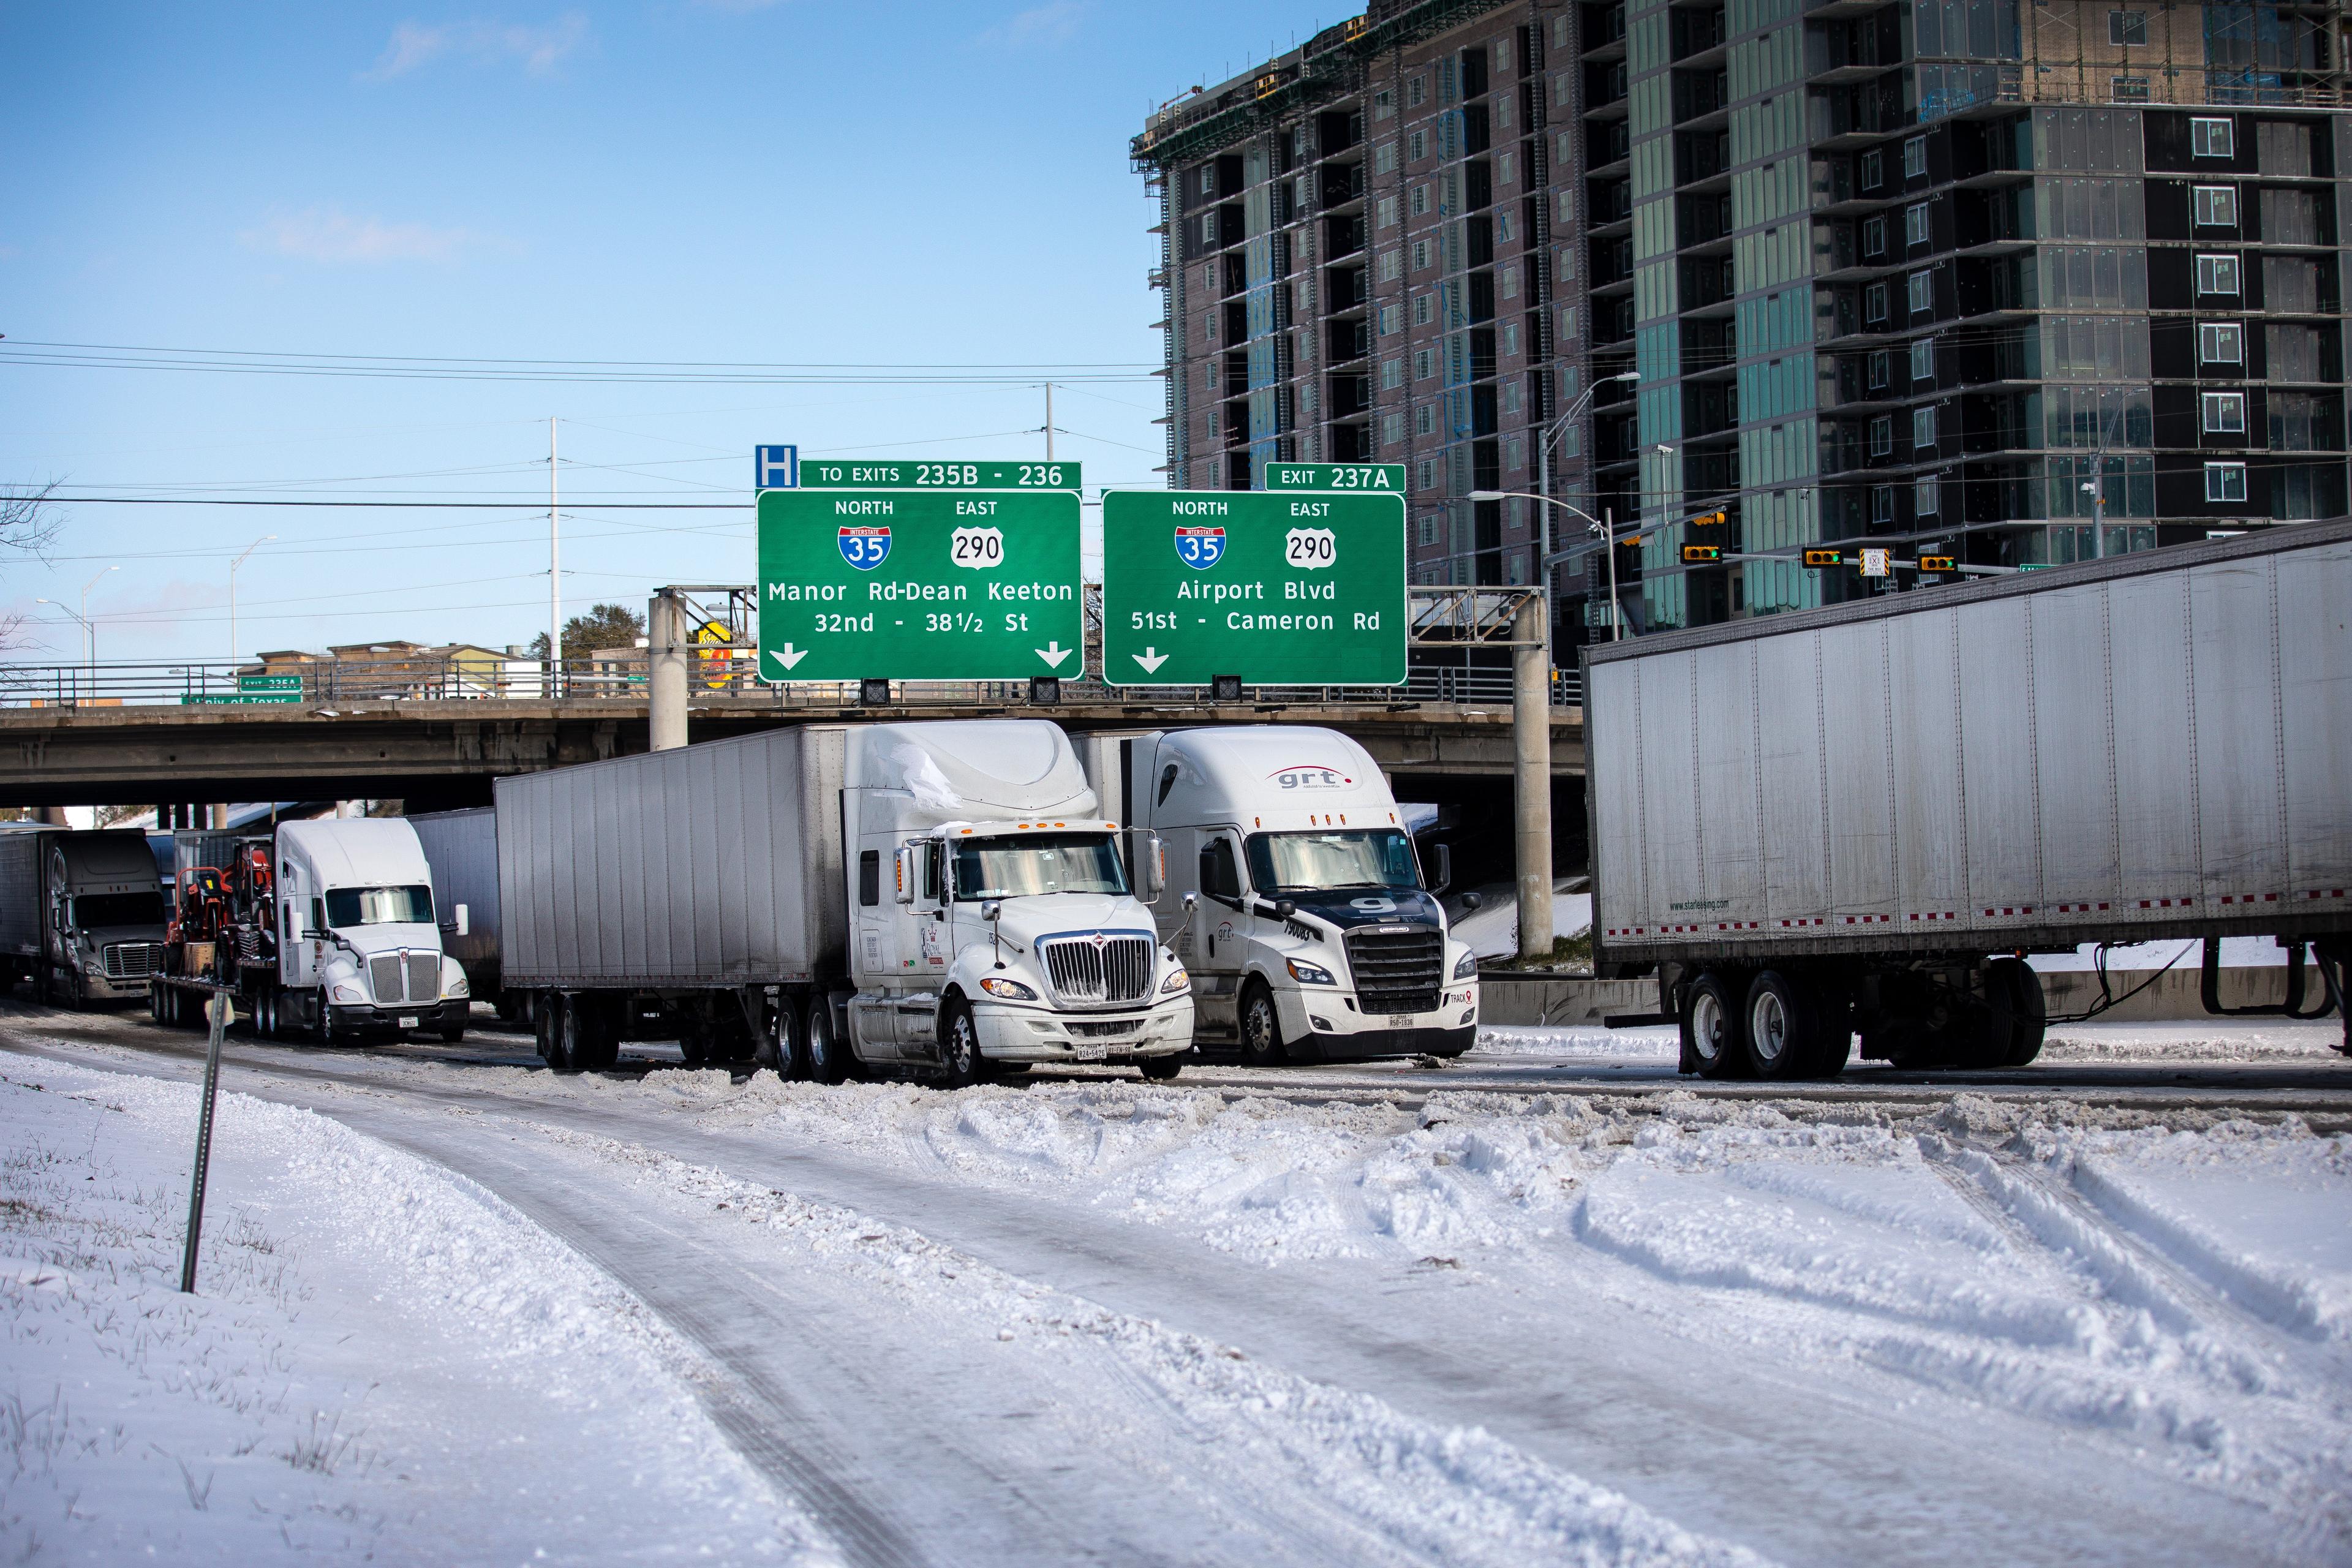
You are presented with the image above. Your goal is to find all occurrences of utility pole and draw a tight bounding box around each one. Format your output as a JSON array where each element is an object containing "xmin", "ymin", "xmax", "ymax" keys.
[
  {"xmin": 1044, "ymin": 383, "xmax": 1055, "ymax": 463},
  {"xmin": 549, "ymin": 417, "xmax": 561, "ymax": 695}
]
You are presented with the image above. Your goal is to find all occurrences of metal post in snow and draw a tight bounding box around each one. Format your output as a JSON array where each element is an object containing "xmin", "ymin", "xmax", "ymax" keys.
[
  {"xmin": 549, "ymin": 417, "xmax": 562, "ymax": 699},
  {"xmin": 179, "ymin": 989, "xmax": 229, "ymax": 1294}
]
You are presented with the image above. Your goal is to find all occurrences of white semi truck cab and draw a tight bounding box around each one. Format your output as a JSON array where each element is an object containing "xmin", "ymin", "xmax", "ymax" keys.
[
  {"xmin": 840, "ymin": 722, "xmax": 1195, "ymax": 1084},
  {"xmin": 1093, "ymin": 726, "xmax": 1479, "ymax": 1064}
]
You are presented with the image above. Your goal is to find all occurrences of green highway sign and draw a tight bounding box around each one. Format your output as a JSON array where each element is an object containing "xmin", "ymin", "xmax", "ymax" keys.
[
  {"xmin": 794, "ymin": 459, "xmax": 1080, "ymax": 491},
  {"xmin": 1263, "ymin": 462, "xmax": 1406, "ymax": 493},
  {"xmin": 183, "ymin": 692, "xmax": 301, "ymax": 706},
  {"xmin": 240, "ymin": 674, "xmax": 301, "ymax": 692},
  {"xmin": 757, "ymin": 478, "xmax": 1083, "ymax": 682},
  {"xmin": 1100, "ymin": 489, "xmax": 1406, "ymax": 686}
]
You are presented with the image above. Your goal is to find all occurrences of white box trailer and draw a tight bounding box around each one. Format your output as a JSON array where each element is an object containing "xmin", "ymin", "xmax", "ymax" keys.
[{"xmin": 1583, "ymin": 519, "xmax": 2351, "ymax": 1077}]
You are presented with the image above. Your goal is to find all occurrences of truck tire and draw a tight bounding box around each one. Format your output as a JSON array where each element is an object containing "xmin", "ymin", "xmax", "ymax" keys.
[
  {"xmin": 439, "ymin": 1011, "xmax": 467, "ymax": 1045},
  {"xmin": 1239, "ymin": 981, "xmax": 1287, "ymax": 1067},
  {"xmin": 534, "ymin": 995, "xmax": 560, "ymax": 1065},
  {"xmin": 1139, "ymin": 1054, "xmax": 1183, "ymax": 1081},
  {"xmin": 1812, "ymin": 982, "xmax": 1855, "ymax": 1078},
  {"xmin": 556, "ymin": 999, "xmax": 595, "ymax": 1072},
  {"xmin": 1743, "ymin": 970, "xmax": 1818, "ymax": 1080},
  {"xmin": 1681, "ymin": 970, "xmax": 1746, "ymax": 1079},
  {"xmin": 149, "ymin": 983, "xmax": 164, "ymax": 1024},
  {"xmin": 1990, "ymin": 958, "xmax": 2046, "ymax": 1067},
  {"xmin": 937, "ymin": 1000, "xmax": 983, "ymax": 1090},
  {"xmin": 766, "ymin": 1001, "xmax": 808, "ymax": 1080},
  {"xmin": 805, "ymin": 996, "xmax": 848, "ymax": 1085}
]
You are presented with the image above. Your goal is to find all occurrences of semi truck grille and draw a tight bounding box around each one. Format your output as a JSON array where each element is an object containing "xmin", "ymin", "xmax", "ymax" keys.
[
  {"xmin": 102, "ymin": 943, "xmax": 163, "ymax": 981},
  {"xmin": 365, "ymin": 951, "xmax": 441, "ymax": 1005},
  {"xmin": 1041, "ymin": 933, "xmax": 1153, "ymax": 1005},
  {"xmin": 1346, "ymin": 927, "xmax": 1444, "ymax": 1016},
  {"xmin": 407, "ymin": 952, "xmax": 439, "ymax": 1003},
  {"xmin": 369, "ymin": 954, "xmax": 403, "ymax": 1001}
]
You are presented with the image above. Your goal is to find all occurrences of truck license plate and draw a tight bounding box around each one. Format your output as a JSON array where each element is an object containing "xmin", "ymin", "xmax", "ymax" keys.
[
  {"xmin": 1072, "ymin": 1042, "xmax": 1107, "ymax": 1062},
  {"xmin": 1387, "ymin": 1014, "xmax": 1415, "ymax": 1028},
  {"xmin": 398, "ymin": 1016, "xmax": 419, "ymax": 1028}
]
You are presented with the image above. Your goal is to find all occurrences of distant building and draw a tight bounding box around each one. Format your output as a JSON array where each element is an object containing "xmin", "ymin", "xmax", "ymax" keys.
[{"xmin": 1133, "ymin": 0, "xmax": 2352, "ymax": 641}]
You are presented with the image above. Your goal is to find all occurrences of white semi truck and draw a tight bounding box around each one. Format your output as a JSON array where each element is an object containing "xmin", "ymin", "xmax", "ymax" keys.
[
  {"xmin": 1082, "ymin": 726, "xmax": 1480, "ymax": 1063},
  {"xmin": 151, "ymin": 819, "xmax": 470, "ymax": 1044},
  {"xmin": 496, "ymin": 721, "xmax": 1195, "ymax": 1082}
]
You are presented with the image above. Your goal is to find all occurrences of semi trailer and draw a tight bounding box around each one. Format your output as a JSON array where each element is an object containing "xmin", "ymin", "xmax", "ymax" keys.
[
  {"xmin": 496, "ymin": 721, "xmax": 1196, "ymax": 1082},
  {"xmin": 1082, "ymin": 726, "xmax": 1481, "ymax": 1062},
  {"xmin": 1583, "ymin": 519, "xmax": 2351, "ymax": 1078},
  {"xmin": 409, "ymin": 807, "xmax": 513, "ymax": 1019},
  {"xmin": 151, "ymin": 819, "xmax": 470, "ymax": 1043},
  {"xmin": 0, "ymin": 827, "xmax": 168, "ymax": 1005}
]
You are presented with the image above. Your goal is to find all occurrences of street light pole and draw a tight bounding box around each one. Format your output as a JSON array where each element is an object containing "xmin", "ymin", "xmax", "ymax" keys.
[
  {"xmin": 78, "ymin": 566, "xmax": 117, "ymax": 684},
  {"xmin": 1531, "ymin": 371, "xmax": 1639, "ymax": 637},
  {"xmin": 228, "ymin": 535, "xmax": 276, "ymax": 667}
]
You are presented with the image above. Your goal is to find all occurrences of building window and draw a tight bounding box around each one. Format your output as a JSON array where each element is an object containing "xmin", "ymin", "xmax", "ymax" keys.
[
  {"xmin": 1377, "ymin": 197, "xmax": 1398, "ymax": 229},
  {"xmin": 1502, "ymin": 322, "xmax": 1520, "ymax": 356},
  {"xmin": 2113, "ymin": 75, "xmax": 2151, "ymax": 102},
  {"xmin": 1913, "ymin": 406, "xmax": 1937, "ymax": 448},
  {"xmin": 2196, "ymin": 254, "xmax": 2241, "ymax": 294},
  {"xmin": 1411, "ymin": 239, "xmax": 1430, "ymax": 270},
  {"xmin": 1414, "ymin": 347, "xmax": 1435, "ymax": 380},
  {"xmin": 1863, "ymin": 215, "xmax": 1887, "ymax": 257},
  {"xmin": 2202, "ymin": 391, "xmax": 2247, "ymax": 433},
  {"xmin": 2192, "ymin": 186, "xmax": 2237, "ymax": 227},
  {"xmin": 1382, "ymin": 357, "xmax": 1404, "ymax": 389},
  {"xmin": 1409, "ymin": 129, "xmax": 1427, "ymax": 161},
  {"xmin": 1373, "ymin": 88, "xmax": 1393, "ymax": 121},
  {"xmin": 2192, "ymin": 117, "xmax": 2235, "ymax": 158},
  {"xmin": 1379, "ymin": 304, "xmax": 1401, "ymax": 334},
  {"xmin": 1417, "ymin": 459, "xmax": 1438, "ymax": 491},
  {"xmin": 1382, "ymin": 412, "xmax": 1404, "ymax": 447},
  {"xmin": 2199, "ymin": 321, "xmax": 2243, "ymax": 363},
  {"xmin": 1905, "ymin": 203, "xmax": 1929, "ymax": 246},
  {"xmin": 1499, "ymin": 151, "xmax": 1517, "ymax": 186},
  {"xmin": 2108, "ymin": 9, "xmax": 2147, "ymax": 43},
  {"xmin": 1501, "ymin": 265, "xmax": 1520, "ymax": 300},
  {"xmin": 1496, "ymin": 211, "xmax": 1514, "ymax": 243},
  {"xmin": 1907, "ymin": 270, "xmax": 1933, "ymax": 314},
  {"xmin": 1204, "ymin": 312, "xmax": 1217, "ymax": 344},
  {"xmin": 1861, "ymin": 149, "xmax": 1883, "ymax": 190},
  {"xmin": 1410, "ymin": 184, "xmax": 1430, "ymax": 217},
  {"xmin": 1379, "ymin": 249, "xmax": 1402, "ymax": 282},
  {"xmin": 1556, "ymin": 189, "xmax": 1575, "ymax": 224},
  {"xmin": 1902, "ymin": 135, "xmax": 1926, "ymax": 178},
  {"xmin": 1375, "ymin": 141, "xmax": 1396, "ymax": 175},
  {"xmin": 1865, "ymin": 282, "xmax": 1890, "ymax": 323},
  {"xmin": 1915, "ymin": 475, "xmax": 1940, "ymax": 516},
  {"xmin": 1868, "ymin": 350, "xmax": 1890, "ymax": 389},
  {"xmin": 1408, "ymin": 75, "xmax": 1427, "ymax": 107},
  {"xmin": 2205, "ymin": 461, "xmax": 2248, "ymax": 502},
  {"xmin": 1412, "ymin": 292, "xmax": 1434, "ymax": 326},
  {"xmin": 1206, "ymin": 408, "xmax": 1219, "ymax": 438},
  {"xmin": 1910, "ymin": 337, "xmax": 1935, "ymax": 383},
  {"xmin": 1415, "ymin": 404, "xmax": 1436, "ymax": 436},
  {"xmin": 1503, "ymin": 381, "xmax": 1522, "ymax": 414},
  {"xmin": 1506, "ymin": 435, "xmax": 1524, "ymax": 469},
  {"xmin": 1417, "ymin": 515, "xmax": 1440, "ymax": 546},
  {"xmin": 1198, "ymin": 167, "xmax": 1216, "ymax": 197},
  {"xmin": 1869, "ymin": 417, "xmax": 1893, "ymax": 455},
  {"xmin": 1871, "ymin": 485, "xmax": 1894, "ymax": 523}
]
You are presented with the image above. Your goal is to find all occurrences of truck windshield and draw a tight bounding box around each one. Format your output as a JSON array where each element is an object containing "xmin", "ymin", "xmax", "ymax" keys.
[
  {"xmin": 1245, "ymin": 830, "xmax": 1421, "ymax": 894},
  {"xmin": 71, "ymin": 892, "xmax": 164, "ymax": 927},
  {"xmin": 952, "ymin": 834, "xmax": 1128, "ymax": 900},
  {"xmin": 323, "ymin": 886, "xmax": 434, "ymax": 927}
]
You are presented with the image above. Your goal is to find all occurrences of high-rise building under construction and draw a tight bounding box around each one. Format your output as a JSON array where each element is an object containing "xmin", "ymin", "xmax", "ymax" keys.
[{"xmin": 1131, "ymin": 0, "xmax": 2351, "ymax": 641}]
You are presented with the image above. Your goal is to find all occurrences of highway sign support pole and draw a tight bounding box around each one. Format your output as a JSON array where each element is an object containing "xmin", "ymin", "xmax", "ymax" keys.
[
  {"xmin": 179, "ymin": 989, "xmax": 228, "ymax": 1294},
  {"xmin": 1512, "ymin": 593, "xmax": 1552, "ymax": 963},
  {"xmin": 549, "ymin": 417, "xmax": 561, "ymax": 698},
  {"xmin": 648, "ymin": 588, "xmax": 688, "ymax": 752}
]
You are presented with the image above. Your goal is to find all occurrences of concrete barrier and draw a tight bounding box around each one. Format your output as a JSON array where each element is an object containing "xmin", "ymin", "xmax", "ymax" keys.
[{"xmin": 1476, "ymin": 966, "xmax": 2340, "ymax": 1028}]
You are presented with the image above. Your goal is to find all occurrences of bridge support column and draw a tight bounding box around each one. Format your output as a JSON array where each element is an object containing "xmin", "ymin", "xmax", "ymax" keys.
[
  {"xmin": 648, "ymin": 588, "xmax": 689, "ymax": 753},
  {"xmin": 1512, "ymin": 595, "xmax": 1552, "ymax": 963}
]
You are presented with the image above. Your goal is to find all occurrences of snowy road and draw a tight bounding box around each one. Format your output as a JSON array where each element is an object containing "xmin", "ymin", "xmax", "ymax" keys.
[{"xmin": 5, "ymin": 999, "xmax": 2349, "ymax": 1565}]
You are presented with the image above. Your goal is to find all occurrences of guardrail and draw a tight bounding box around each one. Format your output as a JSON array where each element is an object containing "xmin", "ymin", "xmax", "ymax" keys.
[{"xmin": 0, "ymin": 657, "xmax": 1583, "ymax": 712}]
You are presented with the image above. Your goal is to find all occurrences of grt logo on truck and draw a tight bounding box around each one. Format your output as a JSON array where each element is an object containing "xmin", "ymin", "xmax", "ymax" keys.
[{"xmin": 1270, "ymin": 766, "xmax": 1352, "ymax": 790}]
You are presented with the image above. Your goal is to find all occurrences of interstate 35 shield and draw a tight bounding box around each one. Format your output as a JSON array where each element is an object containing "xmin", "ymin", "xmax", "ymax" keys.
[
  {"xmin": 838, "ymin": 526, "xmax": 891, "ymax": 570},
  {"xmin": 1174, "ymin": 525, "xmax": 1226, "ymax": 570}
]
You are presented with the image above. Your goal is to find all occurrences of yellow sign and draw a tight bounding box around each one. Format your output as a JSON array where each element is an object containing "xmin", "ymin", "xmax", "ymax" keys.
[{"xmin": 692, "ymin": 620, "xmax": 736, "ymax": 690}]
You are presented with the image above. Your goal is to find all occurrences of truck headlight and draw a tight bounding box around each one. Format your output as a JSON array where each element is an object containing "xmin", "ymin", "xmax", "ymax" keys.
[
  {"xmin": 448, "ymin": 975, "xmax": 470, "ymax": 997},
  {"xmin": 1286, "ymin": 957, "xmax": 1336, "ymax": 986},
  {"xmin": 331, "ymin": 983, "xmax": 363, "ymax": 1001},
  {"xmin": 1453, "ymin": 950, "xmax": 1477, "ymax": 979},
  {"xmin": 979, "ymin": 976, "xmax": 1036, "ymax": 1000},
  {"xmin": 1159, "ymin": 965, "xmax": 1190, "ymax": 994}
]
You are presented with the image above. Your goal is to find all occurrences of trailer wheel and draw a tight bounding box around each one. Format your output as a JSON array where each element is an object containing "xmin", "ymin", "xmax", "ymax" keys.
[
  {"xmin": 766, "ymin": 1001, "xmax": 808, "ymax": 1080},
  {"xmin": 804, "ymin": 996, "xmax": 847, "ymax": 1085},
  {"xmin": 1812, "ymin": 982, "xmax": 1855, "ymax": 1078},
  {"xmin": 556, "ymin": 998, "xmax": 593, "ymax": 1072},
  {"xmin": 533, "ymin": 995, "xmax": 559, "ymax": 1065},
  {"xmin": 1238, "ymin": 981, "xmax": 1286, "ymax": 1067},
  {"xmin": 1989, "ymin": 959, "xmax": 2046, "ymax": 1067},
  {"xmin": 1743, "ymin": 971, "xmax": 1818, "ymax": 1080},
  {"xmin": 1682, "ymin": 970, "xmax": 1746, "ymax": 1079},
  {"xmin": 938, "ymin": 1000, "xmax": 983, "ymax": 1090}
]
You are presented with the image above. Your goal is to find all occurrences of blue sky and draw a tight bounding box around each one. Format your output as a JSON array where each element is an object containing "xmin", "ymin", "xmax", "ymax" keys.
[{"xmin": 0, "ymin": 1, "xmax": 1334, "ymax": 666}]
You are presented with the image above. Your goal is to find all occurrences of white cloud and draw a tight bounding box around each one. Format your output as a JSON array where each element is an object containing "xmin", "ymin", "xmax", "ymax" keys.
[
  {"xmin": 979, "ymin": 0, "xmax": 1090, "ymax": 47},
  {"xmin": 241, "ymin": 208, "xmax": 488, "ymax": 265},
  {"xmin": 364, "ymin": 13, "xmax": 590, "ymax": 79}
]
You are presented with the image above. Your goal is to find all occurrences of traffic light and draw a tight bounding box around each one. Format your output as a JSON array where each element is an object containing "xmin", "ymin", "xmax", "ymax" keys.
[
  {"xmin": 1918, "ymin": 554, "xmax": 1956, "ymax": 573},
  {"xmin": 1682, "ymin": 545, "xmax": 1723, "ymax": 564},
  {"xmin": 1802, "ymin": 548, "xmax": 1844, "ymax": 568},
  {"xmin": 1689, "ymin": 510, "xmax": 1727, "ymax": 527}
]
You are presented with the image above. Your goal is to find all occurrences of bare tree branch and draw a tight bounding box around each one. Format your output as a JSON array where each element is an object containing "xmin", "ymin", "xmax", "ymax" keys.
[{"xmin": 0, "ymin": 481, "xmax": 64, "ymax": 654}]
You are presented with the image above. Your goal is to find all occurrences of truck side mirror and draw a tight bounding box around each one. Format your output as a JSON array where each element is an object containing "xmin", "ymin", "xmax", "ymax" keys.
[
  {"xmin": 1139, "ymin": 834, "xmax": 1165, "ymax": 903},
  {"xmin": 451, "ymin": 903, "xmax": 469, "ymax": 937},
  {"xmin": 894, "ymin": 845, "xmax": 918, "ymax": 906},
  {"xmin": 1431, "ymin": 843, "xmax": 1453, "ymax": 895},
  {"xmin": 1463, "ymin": 891, "xmax": 1484, "ymax": 911},
  {"xmin": 1182, "ymin": 891, "xmax": 1198, "ymax": 914},
  {"xmin": 1274, "ymin": 899, "xmax": 1295, "ymax": 920}
]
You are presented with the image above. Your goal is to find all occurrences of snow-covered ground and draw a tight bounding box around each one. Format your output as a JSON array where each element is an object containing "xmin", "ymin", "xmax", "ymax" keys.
[
  {"xmin": 5, "ymin": 1016, "xmax": 2349, "ymax": 1564},
  {"xmin": 1476, "ymin": 1019, "xmax": 2350, "ymax": 1066}
]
